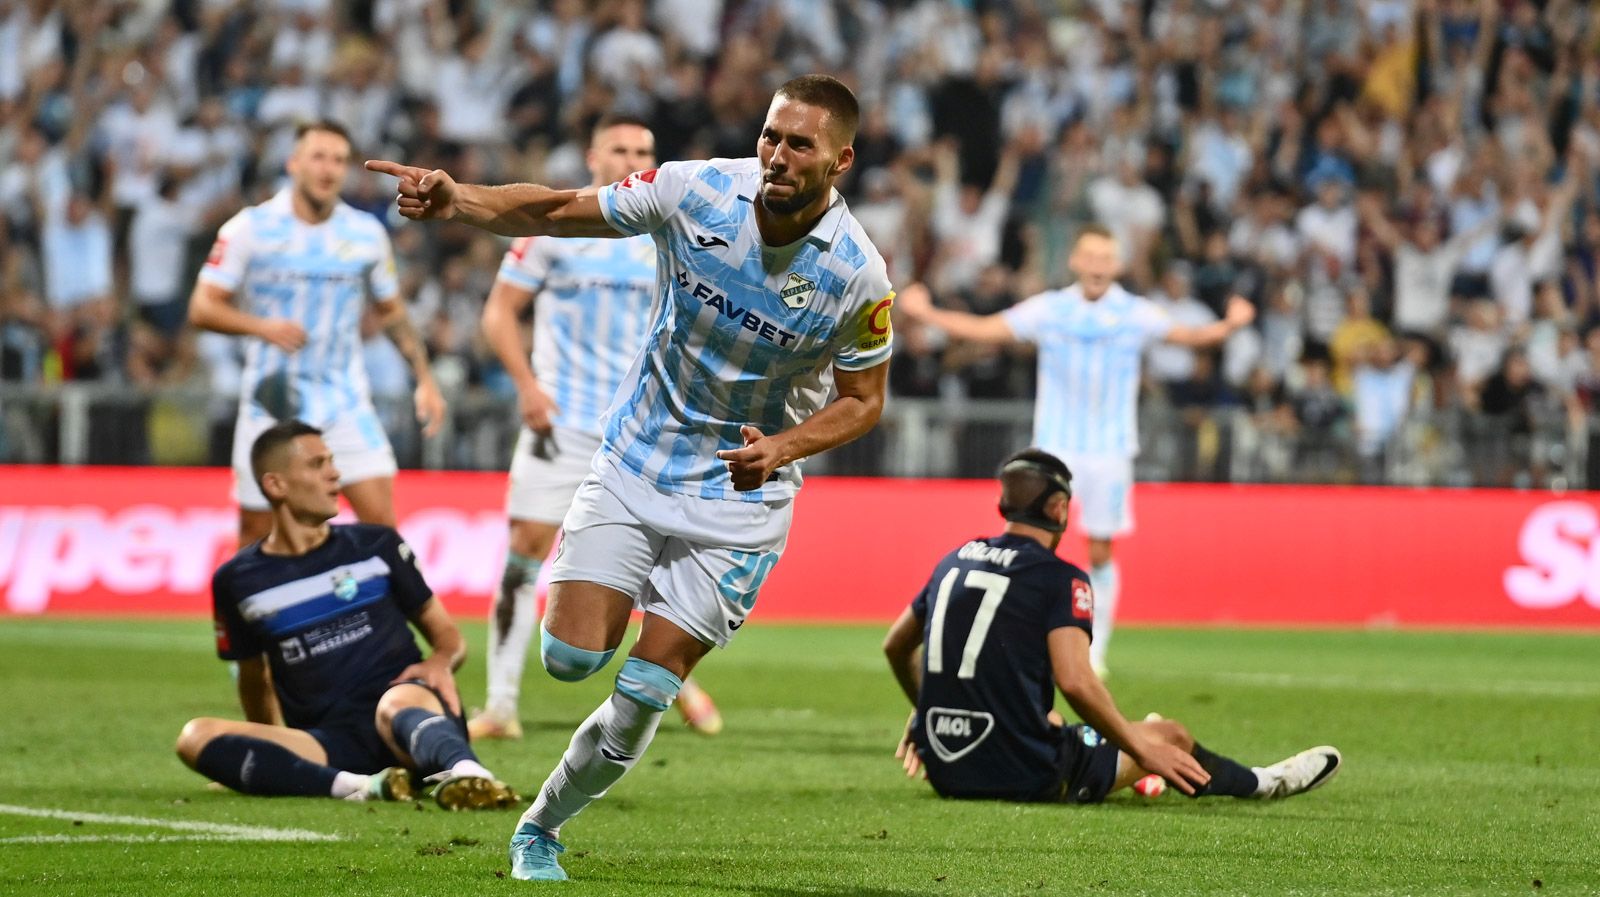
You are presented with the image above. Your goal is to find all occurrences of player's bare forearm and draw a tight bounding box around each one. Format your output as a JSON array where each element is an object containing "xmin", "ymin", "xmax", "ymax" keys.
[
  {"xmin": 481, "ymin": 283, "xmax": 539, "ymax": 392},
  {"xmin": 187, "ymin": 283, "xmax": 262, "ymax": 337},
  {"xmin": 454, "ymin": 183, "xmax": 616, "ymax": 239},
  {"xmin": 1059, "ymin": 674, "xmax": 1144, "ymax": 757},
  {"xmin": 236, "ymin": 656, "xmax": 283, "ymax": 726},
  {"xmin": 770, "ymin": 362, "xmax": 889, "ymax": 464},
  {"xmin": 412, "ymin": 599, "xmax": 467, "ymax": 671},
  {"xmin": 377, "ymin": 300, "xmax": 435, "ymax": 385},
  {"xmin": 883, "ymin": 608, "xmax": 925, "ymax": 706},
  {"xmin": 922, "ymin": 306, "xmax": 1015, "ymax": 345}
]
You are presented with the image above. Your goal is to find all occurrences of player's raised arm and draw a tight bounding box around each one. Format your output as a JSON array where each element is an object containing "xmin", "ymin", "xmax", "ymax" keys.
[
  {"xmin": 364, "ymin": 160, "xmax": 620, "ymax": 239},
  {"xmin": 896, "ymin": 282, "xmax": 1018, "ymax": 345},
  {"xmin": 1162, "ymin": 295, "xmax": 1255, "ymax": 348}
]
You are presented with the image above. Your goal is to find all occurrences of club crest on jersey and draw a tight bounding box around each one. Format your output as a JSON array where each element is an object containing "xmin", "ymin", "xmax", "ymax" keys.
[
  {"xmin": 1072, "ymin": 580, "xmax": 1094, "ymax": 619},
  {"xmin": 331, "ymin": 571, "xmax": 359, "ymax": 602},
  {"xmin": 780, "ymin": 273, "xmax": 816, "ymax": 309},
  {"xmin": 925, "ymin": 707, "xmax": 995, "ymax": 763}
]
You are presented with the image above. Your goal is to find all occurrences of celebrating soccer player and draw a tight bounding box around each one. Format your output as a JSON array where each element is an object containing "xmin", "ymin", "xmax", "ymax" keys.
[
  {"xmin": 883, "ymin": 448, "xmax": 1341, "ymax": 804},
  {"xmin": 897, "ymin": 227, "xmax": 1254, "ymax": 677},
  {"xmin": 188, "ymin": 120, "xmax": 444, "ymax": 549},
  {"xmin": 368, "ymin": 74, "xmax": 894, "ymax": 880},
  {"xmin": 470, "ymin": 114, "xmax": 721, "ymax": 742},
  {"xmin": 175, "ymin": 421, "xmax": 516, "ymax": 809}
]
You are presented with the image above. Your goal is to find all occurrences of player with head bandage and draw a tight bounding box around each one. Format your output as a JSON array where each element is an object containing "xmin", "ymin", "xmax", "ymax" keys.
[{"xmin": 883, "ymin": 448, "xmax": 1342, "ymax": 805}]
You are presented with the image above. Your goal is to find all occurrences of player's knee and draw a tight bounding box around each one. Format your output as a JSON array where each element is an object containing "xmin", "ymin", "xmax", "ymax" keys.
[
  {"xmin": 540, "ymin": 625, "xmax": 616, "ymax": 682},
  {"xmin": 375, "ymin": 682, "xmax": 438, "ymax": 729},
  {"xmin": 613, "ymin": 657, "xmax": 683, "ymax": 712},
  {"xmin": 175, "ymin": 718, "xmax": 224, "ymax": 765}
]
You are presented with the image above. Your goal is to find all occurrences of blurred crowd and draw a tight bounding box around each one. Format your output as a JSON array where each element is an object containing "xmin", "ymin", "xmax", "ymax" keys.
[{"xmin": 2, "ymin": 0, "xmax": 1599, "ymax": 485}]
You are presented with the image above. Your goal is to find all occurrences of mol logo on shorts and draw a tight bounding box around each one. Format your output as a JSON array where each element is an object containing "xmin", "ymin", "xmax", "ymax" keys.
[{"xmin": 925, "ymin": 707, "xmax": 995, "ymax": 763}]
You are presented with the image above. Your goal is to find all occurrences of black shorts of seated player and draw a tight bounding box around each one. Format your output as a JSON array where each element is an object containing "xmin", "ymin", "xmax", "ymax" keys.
[
  {"xmin": 172, "ymin": 419, "xmax": 517, "ymax": 809},
  {"xmin": 882, "ymin": 447, "xmax": 1343, "ymax": 804}
]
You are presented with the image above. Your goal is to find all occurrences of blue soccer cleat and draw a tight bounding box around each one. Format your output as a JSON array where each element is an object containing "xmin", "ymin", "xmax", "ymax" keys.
[{"xmin": 509, "ymin": 822, "xmax": 568, "ymax": 881}]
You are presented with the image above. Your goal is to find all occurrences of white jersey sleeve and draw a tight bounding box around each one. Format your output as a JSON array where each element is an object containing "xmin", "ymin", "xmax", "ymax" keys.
[
  {"xmin": 1130, "ymin": 297, "xmax": 1175, "ymax": 345},
  {"xmin": 496, "ymin": 236, "xmax": 552, "ymax": 292},
  {"xmin": 831, "ymin": 254, "xmax": 895, "ymax": 371},
  {"xmin": 197, "ymin": 210, "xmax": 255, "ymax": 291},
  {"xmin": 596, "ymin": 160, "xmax": 701, "ymax": 237},
  {"xmin": 1000, "ymin": 291, "xmax": 1055, "ymax": 342}
]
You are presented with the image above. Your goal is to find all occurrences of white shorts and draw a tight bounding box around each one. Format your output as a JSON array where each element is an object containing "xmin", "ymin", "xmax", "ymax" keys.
[
  {"xmin": 1061, "ymin": 453, "xmax": 1134, "ymax": 539},
  {"xmin": 549, "ymin": 452, "xmax": 793, "ymax": 649},
  {"xmin": 506, "ymin": 426, "xmax": 603, "ymax": 525},
  {"xmin": 232, "ymin": 406, "xmax": 397, "ymax": 511}
]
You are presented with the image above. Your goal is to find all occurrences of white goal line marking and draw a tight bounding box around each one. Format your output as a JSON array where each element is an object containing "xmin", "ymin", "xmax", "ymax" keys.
[{"xmin": 0, "ymin": 803, "xmax": 338, "ymax": 843}]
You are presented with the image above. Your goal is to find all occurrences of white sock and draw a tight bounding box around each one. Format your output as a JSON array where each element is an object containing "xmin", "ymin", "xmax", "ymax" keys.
[
  {"xmin": 331, "ymin": 770, "xmax": 368, "ymax": 799},
  {"xmin": 1089, "ymin": 560, "xmax": 1119, "ymax": 670},
  {"xmin": 522, "ymin": 692, "xmax": 664, "ymax": 836},
  {"xmin": 450, "ymin": 759, "xmax": 495, "ymax": 780},
  {"xmin": 486, "ymin": 552, "xmax": 542, "ymax": 718}
]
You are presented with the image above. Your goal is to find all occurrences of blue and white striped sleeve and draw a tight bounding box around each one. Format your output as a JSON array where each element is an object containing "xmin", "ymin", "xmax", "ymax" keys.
[
  {"xmin": 496, "ymin": 237, "xmax": 550, "ymax": 292},
  {"xmin": 596, "ymin": 160, "xmax": 698, "ymax": 237},
  {"xmin": 1000, "ymin": 292, "xmax": 1054, "ymax": 343}
]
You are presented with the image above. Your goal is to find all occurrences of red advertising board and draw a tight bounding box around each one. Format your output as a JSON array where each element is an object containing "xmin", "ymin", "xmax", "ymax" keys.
[{"xmin": 1, "ymin": 466, "xmax": 1598, "ymax": 627}]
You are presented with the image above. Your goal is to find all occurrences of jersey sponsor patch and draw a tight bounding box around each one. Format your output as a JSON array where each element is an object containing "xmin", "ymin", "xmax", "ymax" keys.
[
  {"xmin": 213, "ymin": 613, "xmax": 231, "ymax": 654},
  {"xmin": 1072, "ymin": 579, "xmax": 1094, "ymax": 620},
  {"xmin": 925, "ymin": 707, "xmax": 995, "ymax": 763},
  {"xmin": 858, "ymin": 293, "xmax": 894, "ymax": 352}
]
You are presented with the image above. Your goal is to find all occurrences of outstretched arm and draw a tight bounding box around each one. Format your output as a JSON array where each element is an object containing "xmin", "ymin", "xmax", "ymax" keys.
[
  {"xmin": 896, "ymin": 282, "xmax": 1017, "ymax": 345},
  {"xmin": 365, "ymin": 160, "xmax": 621, "ymax": 238},
  {"xmin": 1164, "ymin": 295, "xmax": 1255, "ymax": 347}
]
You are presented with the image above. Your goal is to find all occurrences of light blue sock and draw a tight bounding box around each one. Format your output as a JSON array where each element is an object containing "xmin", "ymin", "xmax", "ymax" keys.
[{"xmin": 1089, "ymin": 561, "xmax": 1119, "ymax": 670}]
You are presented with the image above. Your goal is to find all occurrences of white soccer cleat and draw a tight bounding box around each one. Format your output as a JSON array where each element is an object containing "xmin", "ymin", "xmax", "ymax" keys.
[{"xmin": 1253, "ymin": 745, "xmax": 1342, "ymax": 799}]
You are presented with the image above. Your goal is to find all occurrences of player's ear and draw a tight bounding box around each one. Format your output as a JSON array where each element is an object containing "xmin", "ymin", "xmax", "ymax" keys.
[
  {"xmin": 260, "ymin": 472, "xmax": 285, "ymax": 502},
  {"xmin": 830, "ymin": 144, "xmax": 855, "ymax": 179}
]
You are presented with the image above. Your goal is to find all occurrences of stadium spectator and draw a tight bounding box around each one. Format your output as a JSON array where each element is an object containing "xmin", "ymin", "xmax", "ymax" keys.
[
  {"xmin": 883, "ymin": 447, "xmax": 1342, "ymax": 804},
  {"xmin": 175, "ymin": 419, "xmax": 518, "ymax": 809}
]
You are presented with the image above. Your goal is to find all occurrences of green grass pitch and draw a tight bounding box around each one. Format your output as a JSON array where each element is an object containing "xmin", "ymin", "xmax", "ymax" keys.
[{"xmin": 1, "ymin": 618, "xmax": 1596, "ymax": 896}]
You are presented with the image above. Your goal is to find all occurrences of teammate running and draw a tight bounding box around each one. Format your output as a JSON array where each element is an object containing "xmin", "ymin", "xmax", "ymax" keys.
[
  {"xmin": 470, "ymin": 114, "xmax": 721, "ymax": 741},
  {"xmin": 883, "ymin": 448, "xmax": 1341, "ymax": 804},
  {"xmin": 189, "ymin": 120, "xmax": 444, "ymax": 547},
  {"xmin": 369, "ymin": 74, "xmax": 895, "ymax": 881},
  {"xmin": 897, "ymin": 227, "xmax": 1255, "ymax": 676}
]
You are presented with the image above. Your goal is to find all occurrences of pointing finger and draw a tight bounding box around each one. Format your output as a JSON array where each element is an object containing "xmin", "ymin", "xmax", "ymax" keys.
[{"xmin": 365, "ymin": 159, "xmax": 425, "ymax": 180}]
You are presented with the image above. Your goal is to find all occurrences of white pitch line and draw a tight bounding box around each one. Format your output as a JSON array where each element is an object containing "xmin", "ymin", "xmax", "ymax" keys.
[
  {"xmin": 1141, "ymin": 669, "xmax": 1600, "ymax": 699},
  {"xmin": 0, "ymin": 804, "xmax": 338, "ymax": 843},
  {"xmin": 0, "ymin": 834, "xmax": 310, "ymax": 845}
]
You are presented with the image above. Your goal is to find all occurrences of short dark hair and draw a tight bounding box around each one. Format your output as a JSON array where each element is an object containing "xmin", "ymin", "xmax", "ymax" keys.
[
  {"xmin": 251, "ymin": 419, "xmax": 323, "ymax": 489},
  {"xmin": 997, "ymin": 448, "xmax": 1074, "ymax": 532},
  {"xmin": 774, "ymin": 74, "xmax": 859, "ymax": 145},
  {"xmin": 294, "ymin": 119, "xmax": 354, "ymax": 150},
  {"xmin": 590, "ymin": 113, "xmax": 653, "ymax": 144}
]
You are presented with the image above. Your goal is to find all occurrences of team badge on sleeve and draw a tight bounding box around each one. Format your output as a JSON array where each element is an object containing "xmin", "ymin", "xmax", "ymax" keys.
[
  {"xmin": 205, "ymin": 237, "xmax": 227, "ymax": 268},
  {"xmin": 1072, "ymin": 579, "xmax": 1094, "ymax": 620},
  {"xmin": 857, "ymin": 292, "xmax": 894, "ymax": 352}
]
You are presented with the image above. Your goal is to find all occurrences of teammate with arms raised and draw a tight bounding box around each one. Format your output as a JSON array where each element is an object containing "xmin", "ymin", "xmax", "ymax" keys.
[
  {"xmin": 176, "ymin": 420, "xmax": 515, "ymax": 809},
  {"xmin": 897, "ymin": 227, "xmax": 1254, "ymax": 676},
  {"xmin": 470, "ymin": 115, "xmax": 721, "ymax": 741},
  {"xmin": 189, "ymin": 120, "xmax": 443, "ymax": 547},
  {"xmin": 883, "ymin": 448, "xmax": 1341, "ymax": 804},
  {"xmin": 368, "ymin": 74, "xmax": 894, "ymax": 880}
]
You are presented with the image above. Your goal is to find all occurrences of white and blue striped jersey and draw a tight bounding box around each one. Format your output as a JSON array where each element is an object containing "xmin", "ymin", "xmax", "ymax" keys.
[
  {"xmin": 595, "ymin": 157, "xmax": 895, "ymax": 503},
  {"xmin": 496, "ymin": 234, "xmax": 655, "ymax": 435},
  {"xmin": 199, "ymin": 189, "xmax": 399, "ymax": 425},
  {"xmin": 1001, "ymin": 283, "xmax": 1172, "ymax": 458}
]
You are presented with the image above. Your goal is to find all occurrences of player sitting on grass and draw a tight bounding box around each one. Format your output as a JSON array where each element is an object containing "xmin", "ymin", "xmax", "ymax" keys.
[
  {"xmin": 175, "ymin": 420, "xmax": 517, "ymax": 809},
  {"xmin": 883, "ymin": 448, "xmax": 1341, "ymax": 803}
]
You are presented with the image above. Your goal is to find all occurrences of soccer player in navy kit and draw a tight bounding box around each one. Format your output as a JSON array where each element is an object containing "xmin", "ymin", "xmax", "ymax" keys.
[
  {"xmin": 175, "ymin": 420, "xmax": 516, "ymax": 809},
  {"xmin": 884, "ymin": 449, "xmax": 1341, "ymax": 803}
]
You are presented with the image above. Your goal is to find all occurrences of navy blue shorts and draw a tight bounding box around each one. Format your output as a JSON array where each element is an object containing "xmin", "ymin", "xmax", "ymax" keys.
[
  {"xmin": 305, "ymin": 680, "xmax": 467, "ymax": 774},
  {"xmin": 1054, "ymin": 724, "xmax": 1121, "ymax": 804}
]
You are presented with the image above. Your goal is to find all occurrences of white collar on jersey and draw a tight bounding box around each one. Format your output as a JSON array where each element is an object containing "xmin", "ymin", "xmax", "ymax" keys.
[
  {"xmin": 268, "ymin": 187, "xmax": 348, "ymax": 224},
  {"xmin": 738, "ymin": 188, "xmax": 850, "ymax": 250}
]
